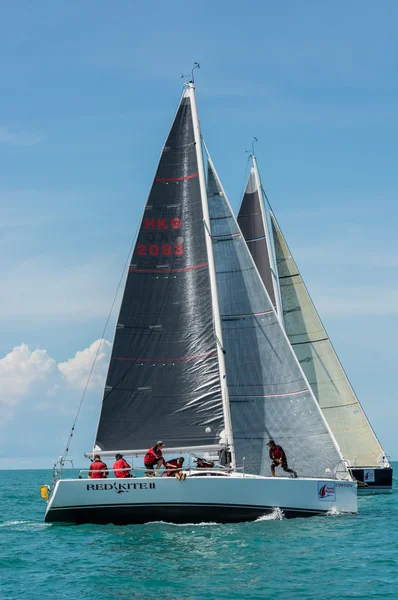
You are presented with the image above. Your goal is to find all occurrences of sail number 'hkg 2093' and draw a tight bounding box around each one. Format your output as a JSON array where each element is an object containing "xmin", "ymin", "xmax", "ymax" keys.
[{"xmin": 138, "ymin": 217, "xmax": 183, "ymax": 256}]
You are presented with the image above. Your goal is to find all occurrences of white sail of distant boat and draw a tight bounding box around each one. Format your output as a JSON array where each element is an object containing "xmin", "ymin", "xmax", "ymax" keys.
[
  {"xmin": 238, "ymin": 154, "xmax": 392, "ymax": 493},
  {"xmin": 42, "ymin": 83, "xmax": 357, "ymax": 525}
]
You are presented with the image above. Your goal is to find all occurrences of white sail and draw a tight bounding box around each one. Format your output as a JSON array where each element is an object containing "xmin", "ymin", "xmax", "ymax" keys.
[{"xmin": 270, "ymin": 212, "xmax": 386, "ymax": 468}]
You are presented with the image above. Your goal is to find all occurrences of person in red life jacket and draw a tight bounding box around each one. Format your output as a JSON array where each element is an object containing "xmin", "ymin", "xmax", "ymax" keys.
[
  {"xmin": 267, "ymin": 440, "xmax": 297, "ymax": 478},
  {"xmin": 195, "ymin": 457, "xmax": 215, "ymax": 469},
  {"xmin": 164, "ymin": 457, "xmax": 186, "ymax": 480},
  {"xmin": 113, "ymin": 454, "xmax": 132, "ymax": 478},
  {"xmin": 88, "ymin": 454, "xmax": 109, "ymax": 479},
  {"xmin": 144, "ymin": 441, "xmax": 175, "ymax": 476}
]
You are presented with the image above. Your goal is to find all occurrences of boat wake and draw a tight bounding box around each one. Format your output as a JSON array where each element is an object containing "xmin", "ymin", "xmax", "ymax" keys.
[
  {"xmin": 0, "ymin": 520, "xmax": 50, "ymax": 529},
  {"xmin": 255, "ymin": 508, "xmax": 285, "ymax": 521},
  {"xmin": 326, "ymin": 506, "xmax": 345, "ymax": 516},
  {"xmin": 144, "ymin": 521, "xmax": 220, "ymax": 527}
]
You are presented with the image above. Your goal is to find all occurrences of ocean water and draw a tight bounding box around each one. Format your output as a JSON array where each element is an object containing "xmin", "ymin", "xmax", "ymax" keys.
[{"xmin": 0, "ymin": 467, "xmax": 397, "ymax": 600}]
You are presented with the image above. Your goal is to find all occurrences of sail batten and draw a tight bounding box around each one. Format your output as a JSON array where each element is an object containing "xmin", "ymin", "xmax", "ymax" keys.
[{"xmin": 95, "ymin": 87, "xmax": 224, "ymax": 452}]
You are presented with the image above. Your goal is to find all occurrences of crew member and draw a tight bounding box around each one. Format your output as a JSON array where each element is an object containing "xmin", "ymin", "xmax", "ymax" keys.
[
  {"xmin": 144, "ymin": 441, "xmax": 174, "ymax": 475},
  {"xmin": 195, "ymin": 457, "xmax": 215, "ymax": 469},
  {"xmin": 113, "ymin": 454, "xmax": 132, "ymax": 478},
  {"xmin": 267, "ymin": 440, "xmax": 297, "ymax": 478},
  {"xmin": 164, "ymin": 457, "xmax": 186, "ymax": 480},
  {"xmin": 88, "ymin": 454, "xmax": 109, "ymax": 479}
]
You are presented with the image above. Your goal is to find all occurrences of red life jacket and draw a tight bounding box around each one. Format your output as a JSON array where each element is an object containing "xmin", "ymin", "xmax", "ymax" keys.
[
  {"xmin": 165, "ymin": 458, "xmax": 182, "ymax": 476},
  {"xmin": 113, "ymin": 458, "xmax": 131, "ymax": 478},
  {"xmin": 89, "ymin": 460, "xmax": 108, "ymax": 479},
  {"xmin": 144, "ymin": 446, "xmax": 162, "ymax": 467},
  {"xmin": 270, "ymin": 445, "xmax": 286, "ymax": 462}
]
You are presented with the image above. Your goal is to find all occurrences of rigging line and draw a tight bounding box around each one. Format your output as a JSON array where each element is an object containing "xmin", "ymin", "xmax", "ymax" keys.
[{"xmin": 60, "ymin": 220, "xmax": 140, "ymax": 472}]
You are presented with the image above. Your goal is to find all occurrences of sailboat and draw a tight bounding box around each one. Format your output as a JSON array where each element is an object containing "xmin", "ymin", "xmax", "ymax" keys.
[
  {"xmin": 44, "ymin": 83, "xmax": 357, "ymax": 525},
  {"xmin": 237, "ymin": 153, "xmax": 392, "ymax": 494}
]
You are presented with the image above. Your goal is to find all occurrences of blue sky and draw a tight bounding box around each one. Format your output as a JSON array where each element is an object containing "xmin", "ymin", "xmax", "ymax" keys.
[{"xmin": 1, "ymin": 1, "xmax": 397, "ymax": 468}]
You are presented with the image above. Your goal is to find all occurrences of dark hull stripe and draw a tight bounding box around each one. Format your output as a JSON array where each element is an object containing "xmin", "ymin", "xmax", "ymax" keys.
[{"xmin": 45, "ymin": 502, "xmax": 330, "ymax": 524}]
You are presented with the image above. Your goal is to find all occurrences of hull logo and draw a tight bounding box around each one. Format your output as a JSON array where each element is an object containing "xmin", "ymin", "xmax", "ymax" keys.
[
  {"xmin": 318, "ymin": 481, "xmax": 336, "ymax": 501},
  {"xmin": 364, "ymin": 469, "xmax": 375, "ymax": 483}
]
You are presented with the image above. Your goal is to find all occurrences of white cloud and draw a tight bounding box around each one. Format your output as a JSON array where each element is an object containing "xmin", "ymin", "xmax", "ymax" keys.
[
  {"xmin": 0, "ymin": 344, "xmax": 58, "ymax": 408},
  {"xmin": 59, "ymin": 339, "xmax": 112, "ymax": 389},
  {"xmin": 0, "ymin": 126, "xmax": 42, "ymax": 146},
  {"xmin": 0, "ymin": 339, "xmax": 111, "ymax": 424}
]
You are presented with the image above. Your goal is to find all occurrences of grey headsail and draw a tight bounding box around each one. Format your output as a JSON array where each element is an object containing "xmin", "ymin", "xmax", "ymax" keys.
[
  {"xmin": 270, "ymin": 212, "xmax": 386, "ymax": 468},
  {"xmin": 95, "ymin": 89, "xmax": 223, "ymax": 451},
  {"xmin": 207, "ymin": 156, "xmax": 346, "ymax": 479},
  {"xmin": 237, "ymin": 166, "xmax": 277, "ymax": 310}
]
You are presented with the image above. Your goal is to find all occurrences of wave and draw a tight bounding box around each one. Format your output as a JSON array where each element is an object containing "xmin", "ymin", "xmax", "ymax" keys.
[{"xmin": 255, "ymin": 508, "xmax": 285, "ymax": 521}]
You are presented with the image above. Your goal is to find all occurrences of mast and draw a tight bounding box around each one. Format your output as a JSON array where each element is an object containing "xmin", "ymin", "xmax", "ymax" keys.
[
  {"xmin": 188, "ymin": 82, "xmax": 236, "ymax": 468},
  {"xmin": 251, "ymin": 154, "xmax": 284, "ymax": 324}
]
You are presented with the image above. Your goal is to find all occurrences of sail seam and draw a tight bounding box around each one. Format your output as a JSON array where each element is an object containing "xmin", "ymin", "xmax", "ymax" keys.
[
  {"xmin": 246, "ymin": 235, "xmax": 266, "ymax": 242},
  {"xmin": 129, "ymin": 262, "xmax": 208, "ymax": 274},
  {"xmin": 155, "ymin": 172, "xmax": 199, "ymax": 182},
  {"xmin": 221, "ymin": 310, "xmax": 273, "ymax": 318},
  {"xmin": 229, "ymin": 389, "xmax": 309, "ymax": 398},
  {"xmin": 112, "ymin": 351, "xmax": 217, "ymax": 362},
  {"xmin": 291, "ymin": 338, "xmax": 329, "ymax": 346},
  {"xmin": 322, "ymin": 402, "xmax": 359, "ymax": 410},
  {"xmin": 212, "ymin": 232, "xmax": 241, "ymax": 239},
  {"xmin": 279, "ymin": 273, "xmax": 300, "ymax": 279}
]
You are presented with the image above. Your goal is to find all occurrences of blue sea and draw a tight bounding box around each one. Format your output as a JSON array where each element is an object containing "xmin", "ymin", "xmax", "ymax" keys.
[{"xmin": 1, "ymin": 467, "xmax": 397, "ymax": 600}]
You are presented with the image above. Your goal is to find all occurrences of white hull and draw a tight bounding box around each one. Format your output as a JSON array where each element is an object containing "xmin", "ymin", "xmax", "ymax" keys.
[{"xmin": 45, "ymin": 473, "xmax": 357, "ymax": 524}]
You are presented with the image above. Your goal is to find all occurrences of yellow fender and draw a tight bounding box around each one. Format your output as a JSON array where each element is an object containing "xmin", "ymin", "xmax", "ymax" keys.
[{"xmin": 40, "ymin": 485, "xmax": 49, "ymax": 501}]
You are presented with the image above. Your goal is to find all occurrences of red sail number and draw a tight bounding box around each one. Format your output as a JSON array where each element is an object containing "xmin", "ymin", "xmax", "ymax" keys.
[{"xmin": 137, "ymin": 244, "xmax": 183, "ymax": 256}]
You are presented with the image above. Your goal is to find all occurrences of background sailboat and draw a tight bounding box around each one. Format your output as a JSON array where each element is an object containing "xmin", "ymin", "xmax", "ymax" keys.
[{"xmin": 237, "ymin": 154, "xmax": 392, "ymax": 493}]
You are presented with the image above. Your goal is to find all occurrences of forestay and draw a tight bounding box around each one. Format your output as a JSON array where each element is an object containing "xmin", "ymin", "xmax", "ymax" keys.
[
  {"xmin": 270, "ymin": 212, "xmax": 385, "ymax": 467},
  {"xmin": 207, "ymin": 158, "xmax": 346, "ymax": 479},
  {"xmin": 95, "ymin": 90, "xmax": 224, "ymax": 451}
]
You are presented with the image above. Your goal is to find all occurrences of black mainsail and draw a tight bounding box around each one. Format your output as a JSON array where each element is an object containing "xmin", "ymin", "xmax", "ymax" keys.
[
  {"xmin": 237, "ymin": 160, "xmax": 280, "ymax": 314},
  {"xmin": 95, "ymin": 88, "xmax": 224, "ymax": 451}
]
